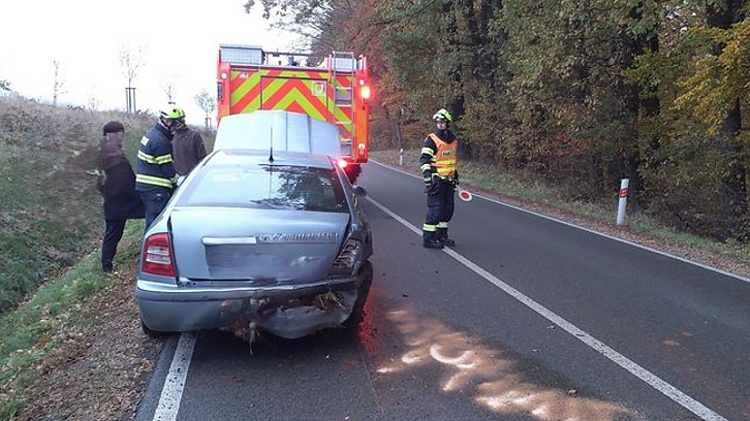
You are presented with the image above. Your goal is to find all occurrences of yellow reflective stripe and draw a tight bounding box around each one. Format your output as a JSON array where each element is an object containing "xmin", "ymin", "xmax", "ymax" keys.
[
  {"xmin": 421, "ymin": 147, "xmax": 435, "ymax": 157},
  {"xmin": 437, "ymin": 222, "xmax": 449, "ymax": 229},
  {"xmin": 139, "ymin": 151, "xmax": 173, "ymax": 165},
  {"xmin": 437, "ymin": 165, "xmax": 457, "ymax": 176},
  {"xmin": 153, "ymin": 155, "xmax": 173, "ymax": 164},
  {"xmin": 136, "ymin": 174, "xmax": 174, "ymax": 188},
  {"xmin": 436, "ymin": 157, "xmax": 457, "ymax": 176},
  {"xmin": 420, "ymin": 163, "xmax": 432, "ymax": 172},
  {"xmin": 138, "ymin": 151, "xmax": 157, "ymax": 163},
  {"xmin": 422, "ymin": 224, "xmax": 437, "ymax": 232}
]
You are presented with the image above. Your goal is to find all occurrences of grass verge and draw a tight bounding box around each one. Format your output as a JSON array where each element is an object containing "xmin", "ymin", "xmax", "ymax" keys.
[{"xmin": 0, "ymin": 220, "xmax": 145, "ymax": 420}]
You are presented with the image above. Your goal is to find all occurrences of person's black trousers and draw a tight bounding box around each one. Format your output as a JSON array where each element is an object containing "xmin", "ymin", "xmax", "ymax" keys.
[{"xmin": 102, "ymin": 219, "xmax": 127, "ymax": 272}]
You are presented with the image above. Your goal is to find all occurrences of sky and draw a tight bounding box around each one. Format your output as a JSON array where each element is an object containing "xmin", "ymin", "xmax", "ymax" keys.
[{"xmin": 0, "ymin": 1, "xmax": 300, "ymax": 126}]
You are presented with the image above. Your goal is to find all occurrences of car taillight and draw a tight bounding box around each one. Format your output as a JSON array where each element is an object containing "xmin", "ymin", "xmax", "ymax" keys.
[
  {"xmin": 337, "ymin": 158, "xmax": 349, "ymax": 169},
  {"xmin": 142, "ymin": 233, "xmax": 176, "ymax": 277}
]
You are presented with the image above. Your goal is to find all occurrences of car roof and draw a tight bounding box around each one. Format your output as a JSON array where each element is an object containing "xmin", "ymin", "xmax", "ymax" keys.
[{"xmin": 206, "ymin": 148, "xmax": 336, "ymax": 170}]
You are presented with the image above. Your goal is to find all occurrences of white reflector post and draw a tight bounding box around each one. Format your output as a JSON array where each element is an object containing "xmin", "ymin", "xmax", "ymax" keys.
[{"xmin": 616, "ymin": 178, "xmax": 629, "ymax": 226}]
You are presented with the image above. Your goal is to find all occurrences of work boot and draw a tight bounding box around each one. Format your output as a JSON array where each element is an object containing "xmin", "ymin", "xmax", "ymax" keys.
[
  {"xmin": 423, "ymin": 240, "xmax": 444, "ymax": 249},
  {"xmin": 436, "ymin": 228, "xmax": 455, "ymax": 247}
]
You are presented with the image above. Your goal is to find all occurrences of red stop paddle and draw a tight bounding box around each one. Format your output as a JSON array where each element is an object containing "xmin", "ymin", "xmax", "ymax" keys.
[{"xmin": 458, "ymin": 188, "xmax": 473, "ymax": 202}]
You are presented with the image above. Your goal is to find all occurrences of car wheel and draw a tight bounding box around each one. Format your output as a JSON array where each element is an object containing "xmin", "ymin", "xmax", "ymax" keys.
[
  {"xmin": 141, "ymin": 320, "xmax": 167, "ymax": 338},
  {"xmin": 343, "ymin": 261, "xmax": 373, "ymax": 329}
]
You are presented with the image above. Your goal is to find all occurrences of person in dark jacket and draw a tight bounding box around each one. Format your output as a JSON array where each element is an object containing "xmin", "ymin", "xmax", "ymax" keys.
[
  {"xmin": 170, "ymin": 109, "xmax": 207, "ymax": 176},
  {"xmin": 135, "ymin": 107, "xmax": 181, "ymax": 229},
  {"xmin": 419, "ymin": 108, "xmax": 459, "ymax": 249},
  {"xmin": 98, "ymin": 121, "xmax": 145, "ymax": 272}
]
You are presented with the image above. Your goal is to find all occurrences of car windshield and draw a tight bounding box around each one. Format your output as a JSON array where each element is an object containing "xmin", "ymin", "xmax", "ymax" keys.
[{"xmin": 177, "ymin": 164, "xmax": 348, "ymax": 213}]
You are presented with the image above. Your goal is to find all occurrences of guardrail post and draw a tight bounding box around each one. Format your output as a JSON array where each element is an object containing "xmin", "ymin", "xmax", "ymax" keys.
[{"xmin": 616, "ymin": 178, "xmax": 629, "ymax": 226}]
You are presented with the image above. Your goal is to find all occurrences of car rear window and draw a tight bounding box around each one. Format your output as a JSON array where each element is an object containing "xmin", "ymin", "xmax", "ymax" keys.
[{"xmin": 176, "ymin": 164, "xmax": 348, "ymax": 213}]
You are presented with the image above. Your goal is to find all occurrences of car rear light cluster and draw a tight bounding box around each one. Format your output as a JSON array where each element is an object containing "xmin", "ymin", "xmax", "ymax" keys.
[
  {"xmin": 142, "ymin": 233, "xmax": 176, "ymax": 277},
  {"xmin": 330, "ymin": 238, "xmax": 362, "ymax": 276}
]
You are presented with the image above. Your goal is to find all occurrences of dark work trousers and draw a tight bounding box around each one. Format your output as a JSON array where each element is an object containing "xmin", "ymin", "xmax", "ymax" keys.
[
  {"xmin": 102, "ymin": 219, "xmax": 127, "ymax": 271},
  {"xmin": 423, "ymin": 180, "xmax": 455, "ymax": 243},
  {"xmin": 140, "ymin": 191, "xmax": 172, "ymax": 231}
]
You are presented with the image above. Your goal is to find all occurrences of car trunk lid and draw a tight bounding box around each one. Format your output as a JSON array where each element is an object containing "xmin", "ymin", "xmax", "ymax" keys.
[{"xmin": 169, "ymin": 207, "xmax": 348, "ymax": 283}]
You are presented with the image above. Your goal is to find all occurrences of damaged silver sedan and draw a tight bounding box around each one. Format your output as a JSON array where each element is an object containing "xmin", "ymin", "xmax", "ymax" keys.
[{"xmin": 136, "ymin": 149, "xmax": 373, "ymax": 340}]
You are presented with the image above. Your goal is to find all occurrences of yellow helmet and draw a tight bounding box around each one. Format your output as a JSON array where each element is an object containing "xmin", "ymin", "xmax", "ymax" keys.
[
  {"xmin": 159, "ymin": 107, "xmax": 186, "ymax": 120},
  {"xmin": 432, "ymin": 108, "xmax": 452, "ymax": 123}
]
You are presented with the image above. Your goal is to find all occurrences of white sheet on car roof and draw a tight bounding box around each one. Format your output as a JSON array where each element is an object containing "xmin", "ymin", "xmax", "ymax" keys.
[{"xmin": 214, "ymin": 110, "xmax": 341, "ymax": 158}]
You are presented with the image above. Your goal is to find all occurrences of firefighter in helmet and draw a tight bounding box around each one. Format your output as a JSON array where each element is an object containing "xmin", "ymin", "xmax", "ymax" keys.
[
  {"xmin": 419, "ymin": 108, "xmax": 459, "ymax": 249},
  {"xmin": 135, "ymin": 107, "xmax": 182, "ymax": 229}
]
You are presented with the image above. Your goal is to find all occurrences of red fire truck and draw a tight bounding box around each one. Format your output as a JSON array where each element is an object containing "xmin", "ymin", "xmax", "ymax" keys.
[{"xmin": 216, "ymin": 44, "xmax": 372, "ymax": 182}]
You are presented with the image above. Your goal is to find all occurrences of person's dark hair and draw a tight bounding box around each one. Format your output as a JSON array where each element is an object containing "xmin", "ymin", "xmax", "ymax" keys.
[{"xmin": 102, "ymin": 121, "xmax": 124, "ymax": 135}]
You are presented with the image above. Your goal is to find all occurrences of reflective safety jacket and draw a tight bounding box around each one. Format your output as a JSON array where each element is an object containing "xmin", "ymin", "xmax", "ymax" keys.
[
  {"xmin": 135, "ymin": 124, "xmax": 177, "ymax": 193},
  {"xmin": 419, "ymin": 129, "xmax": 458, "ymax": 182}
]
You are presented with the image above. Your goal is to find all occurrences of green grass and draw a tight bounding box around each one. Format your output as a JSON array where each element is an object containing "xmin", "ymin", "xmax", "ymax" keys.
[
  {"xmin": 0, "ymin": 97, "xmax": 154, "ymax": 313},
  {"xmin": 0, "ymin": 220, "xmax": 144, "ymax": 419},
  {"xmin": 0, "ymin": 97, "xmax": 214, "ymax": 419}
]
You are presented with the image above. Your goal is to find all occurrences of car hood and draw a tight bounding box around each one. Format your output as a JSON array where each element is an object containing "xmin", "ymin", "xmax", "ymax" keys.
[{"xmin": 168, "ymin": 207, "xmax": 350, "ymax": 283}]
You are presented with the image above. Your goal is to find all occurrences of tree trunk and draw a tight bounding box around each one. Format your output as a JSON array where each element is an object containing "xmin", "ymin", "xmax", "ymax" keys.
[{"xmin": 707, "ymin": 1, "xmax": 747, "ymax": 239}]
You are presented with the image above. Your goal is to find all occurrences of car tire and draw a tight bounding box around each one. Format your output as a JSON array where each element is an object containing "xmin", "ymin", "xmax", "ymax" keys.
[
  {"xmin": 343, "ymin": 260, "xmax": 373, "ymax": 329},
  {"xmin": 141, "ymin": 320, "xmax": 167, "ymax": 338}
]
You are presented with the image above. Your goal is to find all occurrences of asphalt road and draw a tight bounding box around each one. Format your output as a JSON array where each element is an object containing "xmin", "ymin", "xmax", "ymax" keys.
[{"xmin": 137, "ymin": 161, "xmax": 750, "ymax": 421}]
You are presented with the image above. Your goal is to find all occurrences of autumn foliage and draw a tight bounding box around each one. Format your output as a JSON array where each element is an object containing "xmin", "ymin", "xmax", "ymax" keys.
[{"xmin": 246, "ymin": 0, "xmax": 750, "ymax": 240}]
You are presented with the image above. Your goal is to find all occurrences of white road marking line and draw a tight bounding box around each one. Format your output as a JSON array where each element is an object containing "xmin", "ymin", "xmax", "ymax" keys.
[
  {"xmin": 366, "ymin": 196, "xmax": 730, "ymax": 421},
  {"xmin": 153, "ymin": 332, "xmax": 196, "ymax": 421}
]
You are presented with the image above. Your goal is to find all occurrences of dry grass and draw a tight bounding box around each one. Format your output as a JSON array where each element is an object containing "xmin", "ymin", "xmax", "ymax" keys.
[
  {"xmin": 0, "ymin": 97, "xmax": 160, "ymax": 420},
  {"xmin": 0, "ymin": 95, "xmax": 154, "ymax": 312},
  {"xmin": 0, "ymin": 96, "xmax": 218, "ymax": 421},
  {"xmin": 0, "ymin": 223, "xmax": 163, "ymax": 421},
  {"xmin": 5, "ymin": 266, "xmax": 162, "ymax": 421}
]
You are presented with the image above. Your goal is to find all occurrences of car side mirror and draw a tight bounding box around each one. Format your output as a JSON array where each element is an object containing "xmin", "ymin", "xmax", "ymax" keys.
[{"xmin": 353, "ymin": 185, "xmax": 367, "ymax": 197}]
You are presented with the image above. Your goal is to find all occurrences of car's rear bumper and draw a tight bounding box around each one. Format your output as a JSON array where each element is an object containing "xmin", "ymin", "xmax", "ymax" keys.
[{"xmin": 136, "ymin": 265, "xmax": 371, "ymax": 339}]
